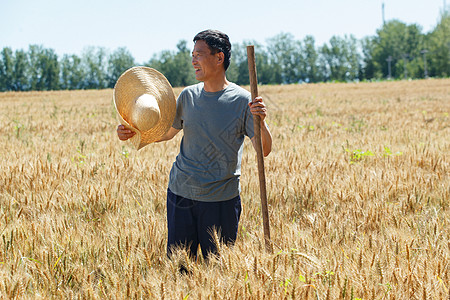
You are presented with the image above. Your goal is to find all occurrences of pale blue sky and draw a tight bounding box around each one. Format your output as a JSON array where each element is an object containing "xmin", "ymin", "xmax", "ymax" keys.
[{"xmin": 1, "ymin": 0, "xmax": 447, "ymax": 63}]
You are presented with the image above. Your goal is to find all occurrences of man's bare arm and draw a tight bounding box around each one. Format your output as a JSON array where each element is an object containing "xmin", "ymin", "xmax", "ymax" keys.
[
  {"xmin": 155, "ymin": 127, "xmax": 180, "ymax": 142},
  {"xmin": 249, "ymin": 97, "xmax": 272, "ymax": 157},
  {"xmin": 251, "ymin": 121, "xmax": 272, "ymax": 157},
  {"xmin": 117, "ymin": 125, "xmax": 180, "ymax": 142}
]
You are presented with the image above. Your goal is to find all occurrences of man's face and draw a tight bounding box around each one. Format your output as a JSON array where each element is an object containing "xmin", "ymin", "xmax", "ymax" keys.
[{"xmin": 191, "ymin": 40, "xmax": 222, "ymax": 82}]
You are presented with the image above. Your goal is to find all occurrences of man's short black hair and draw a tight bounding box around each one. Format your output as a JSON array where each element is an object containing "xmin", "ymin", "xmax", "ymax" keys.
[{"xmin": 193, "ymin": 29, "xmax": 231, "ymax": 71}]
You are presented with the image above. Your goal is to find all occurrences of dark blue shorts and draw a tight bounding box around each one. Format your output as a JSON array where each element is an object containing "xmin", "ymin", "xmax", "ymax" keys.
[{"xmin": 166, "ymin": 188, "xmax": 241, "ymax": 259}]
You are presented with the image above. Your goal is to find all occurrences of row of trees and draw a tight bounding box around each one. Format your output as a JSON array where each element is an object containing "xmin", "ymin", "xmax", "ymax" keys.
[
  {"xmin": 0, "ymin": 13, "xmax": 449, "ymax": 91},
  {"xmin": 0, "ymin": 45, "xmax": 135, "ymax": 91}
]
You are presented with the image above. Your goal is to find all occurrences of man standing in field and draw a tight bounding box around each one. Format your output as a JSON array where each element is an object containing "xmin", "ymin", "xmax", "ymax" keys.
[{"xmin": 117, "ymin": 29, "xmax": 272, "ymax": 260}]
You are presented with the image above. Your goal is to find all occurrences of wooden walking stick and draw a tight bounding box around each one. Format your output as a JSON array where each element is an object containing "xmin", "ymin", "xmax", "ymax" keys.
[{"xmin": 247, "ymin": 45, "xmax": 273, "ymax": 253}]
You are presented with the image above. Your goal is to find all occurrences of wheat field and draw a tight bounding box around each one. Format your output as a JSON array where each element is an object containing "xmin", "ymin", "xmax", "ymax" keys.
[{"xmin": 0, "ymin": 79, "xmax": 448, "ymax": 299}]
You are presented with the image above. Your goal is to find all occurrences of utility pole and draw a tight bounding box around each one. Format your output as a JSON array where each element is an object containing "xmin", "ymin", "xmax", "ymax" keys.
[
  {"xmin": 402, "ymin": 54, "xmax": 408, "ymax": 79},
  {"xmin": 386, "ymin": 56, "xmax": 392, "ymax": 79},
  {"xmin": 421, "ymin": 50, "xmax": 429, "ymax": 78},
  {"xmin": 382, "ymin": 2, "xmax": 386, "ymax": 25}
]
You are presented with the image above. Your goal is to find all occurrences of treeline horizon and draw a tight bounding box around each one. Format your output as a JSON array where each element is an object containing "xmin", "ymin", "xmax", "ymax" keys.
[{"xmin": 0, "ymin": 13, "xmax": 449, "ymax": 92}]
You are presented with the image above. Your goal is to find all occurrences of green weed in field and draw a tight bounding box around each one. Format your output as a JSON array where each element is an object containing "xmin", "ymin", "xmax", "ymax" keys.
[
  {"xmin": 345, "ymin": 148, "xmax": 374, "ymax": 164},
  {"xmin": 383, "ymin": 146, "xmax": 403, "ymax": 157}
]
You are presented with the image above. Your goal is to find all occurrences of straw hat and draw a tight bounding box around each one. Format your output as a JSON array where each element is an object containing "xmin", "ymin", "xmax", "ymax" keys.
[{"xmin": 113, "ymin": 66, "xmax": 176, "ymax": 150}]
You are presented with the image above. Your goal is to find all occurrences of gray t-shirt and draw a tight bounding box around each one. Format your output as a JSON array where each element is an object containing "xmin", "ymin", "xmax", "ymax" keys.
[{"xmin": 168, "ymin": 82, "xmax": 254, "ymax": 202}]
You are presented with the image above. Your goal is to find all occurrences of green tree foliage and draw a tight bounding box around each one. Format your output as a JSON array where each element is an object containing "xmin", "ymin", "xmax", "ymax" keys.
[
  {"xmin": 302, "ymin": 36, "xmax": 320, "ymax": 83},
  {"xmin": 81, "ymin": 47, "xmax": 108, "ymax": 89},
  {"xmin": 1, "ymin": 48, "xmax": 33, "ymax": 91},
  {"xmin": 107, "ymin": 47, "xmax": 135, "ymax": 88},
  {"xmin": 230, "ymin": 42, "xmax": 250, "ymax": 85},
  {"xmin": 0, "ymin": 14, "xmax": 449, "ymax": 92},
  {"xmin": 60, "ymin": 54, "xmax": 85, "ymax": 90},
  {"xmin": 0, "ymin": 47, "xmax": 14, "ymax": 91},
  {"xmin": 253, "ymin": 44, "xmax": 273, "ymax": 85},
  {"xmin": 227, "ymin": 41, "xmax": 274, "ymax": 85},
  {"xmin": 320, "ymin": 36, "xmax": 360, "ymax": 81},
  {"xmin": 360, "ymin": 37, "xmax": 376, "ymax": 80},
  {"xmin": 13, "ymin": 49, "xmax": 28, "ymax": 91},
  {"xmin": 370, "ymin": 20, "xmax": 425, "ymax": 79},
  {"xmin": 267, "ymin": 33, "xmax": 302, "ymax": 84},
  {"xmin": 427, "ymin": 11, "xmax": 450, "ymax": 77},
  {"xmin": 320, "ymin": 35, "xmax": 361, "ymax": 81},
  {"xmin": 146, "ymin": 40, "xmax": 196, "ymax": 87},
  {"xmin": 27, "ymin": 45, "xmax": 60, "ymax": 91}
]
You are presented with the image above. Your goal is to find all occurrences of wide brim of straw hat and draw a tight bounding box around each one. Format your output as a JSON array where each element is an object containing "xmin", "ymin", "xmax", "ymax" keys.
[{"xmin": 113, "ymin": 67, "xmax": 176, "ymax": 150}]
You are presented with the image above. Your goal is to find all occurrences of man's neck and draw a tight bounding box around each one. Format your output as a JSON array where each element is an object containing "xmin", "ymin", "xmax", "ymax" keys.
[{"xmin": 203, "ymin": 75, "xmax": 230, "ymax": 93}]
